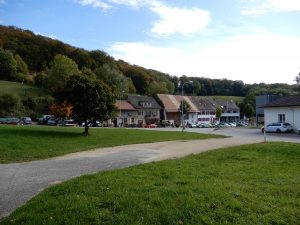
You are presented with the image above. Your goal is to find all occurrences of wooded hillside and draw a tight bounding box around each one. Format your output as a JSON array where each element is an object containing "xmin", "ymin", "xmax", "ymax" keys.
[{"xmin": 0, "ymin": 25, "xmax": 299, "ymax": 118}]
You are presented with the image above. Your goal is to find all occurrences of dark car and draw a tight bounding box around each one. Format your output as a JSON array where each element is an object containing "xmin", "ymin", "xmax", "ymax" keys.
[
  {"xmin": 0, "ymin": 118, "xmax": 8, "ymax": 124},
  {"xmin": 47, "ymin": 117, "xmax": 57, "ymax": 126},
  {"xmin": 5, "ymin": 117, "xmax": 21, "ymax": 125},
  {"xmin": 22, "ymin": 117, "xmax": 32, "ymax": 125},
  {"xmin": 38, "ymin": 115, "xmax": 53, "ymax": 125}
]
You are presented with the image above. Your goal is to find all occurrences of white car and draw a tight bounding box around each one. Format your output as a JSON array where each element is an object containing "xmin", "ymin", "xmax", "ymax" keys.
[
  {"xmin": 261, "ymin": 122, "xmax": 293, "ymax": 133},
  {"xmin": 188, "ymin": 123, "xmax": 198, "ymax": 128}
]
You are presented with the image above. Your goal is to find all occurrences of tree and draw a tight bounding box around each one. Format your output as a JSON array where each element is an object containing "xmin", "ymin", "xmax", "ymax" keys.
[
  {"xmin": 49, "ymin": 101, "xmax": 73, "ymax": 119},
  {"xmin": 14, "ymin": 54, "xmax": 29, "ymax": 82},
  {"xmin": 0, "ymin": 48, "xmax": 17, "ymax": 81},
  {"xmin": 34, "ymin": 71, "xmax": 48, "ymax": 87},
  {"xmin": 179, "ymin": 100, "xmax": 191, "ymax": 115},
  {"xmin": 64, "ymin": 75, "xmax": 116, "ymax": 135},
  {"xmin": 295, "ymin": 72, "xmax": 300, "ymax": 84},
  {"xmin": 95, "ymin": 64, "xmax": 135, "ymax": 95},
  {"xmin": 216, "ymin": 107, "xmax": 222, "ymax": 121},
  {"xmin": 0, "ymin": 94, "xmax": 21, "ymax": 116},
  {"xmin": 15, "ymin": 54, "xmax": 29, "ymax": 75},
  {"xmin": 244, "ymin": 103, "xmax": 255, "ymax": 119},
  {"xmin": 47, "ymin": 54, "xmax": 79, "ymax": 93},
  {"xmin": 68, "ymin": 49, "xmax": 94, "ymax": 69}
]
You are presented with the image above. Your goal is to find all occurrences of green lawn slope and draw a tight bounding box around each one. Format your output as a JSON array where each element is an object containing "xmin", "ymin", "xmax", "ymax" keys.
[
  {"xmin": 211, "ymin": 96, "xmax": 244, "ymax": 104},
  {"xmin": 0, "ymin": 80, "xmax": 49, "ymax": 98},
  {"xmin": 1, "ymin": 142, "xmax": 299, "ymax": 224}
]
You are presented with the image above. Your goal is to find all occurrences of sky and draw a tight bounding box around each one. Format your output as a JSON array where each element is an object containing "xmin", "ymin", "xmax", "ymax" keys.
[{"xmin": 1, "ymin": 0, "xmax": 300, "ymax": 84}]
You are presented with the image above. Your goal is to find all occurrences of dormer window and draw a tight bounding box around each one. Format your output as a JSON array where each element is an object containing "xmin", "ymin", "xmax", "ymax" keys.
[{"xmin": 139, "ymin": 101, "xmax": 152, "ymax": 107}]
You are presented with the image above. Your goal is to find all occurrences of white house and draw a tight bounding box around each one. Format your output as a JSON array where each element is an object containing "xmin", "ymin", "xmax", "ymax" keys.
[{"xmin": 262, "ymin": 96, "xmax": 300, "ymax": 132}]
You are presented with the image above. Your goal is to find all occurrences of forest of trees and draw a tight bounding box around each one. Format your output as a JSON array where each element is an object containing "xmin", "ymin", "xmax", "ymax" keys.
[{"xmin": 0, "ymin": 25, "xmax": 299, "ymax": 119}]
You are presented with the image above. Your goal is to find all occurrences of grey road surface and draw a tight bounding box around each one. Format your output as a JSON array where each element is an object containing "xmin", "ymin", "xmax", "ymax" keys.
[{"xmin": 0, "ymin": 127, "xmax": 299, "ymax": 218}]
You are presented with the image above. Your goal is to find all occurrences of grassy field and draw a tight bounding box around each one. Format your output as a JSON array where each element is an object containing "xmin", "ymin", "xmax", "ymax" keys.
[
  {"xmin": 211, "ymin": 96, "xmax": 244, "ymax": 104},
  {"xmin": 1, "ymin": 142, "xmax": 299, "ymax": 225},
  {"xmin": 0, "ymin": 126, "xmax": 223, "ymax": 163},
  {"xmin": 0, "ymin": 80, "xmax": 49, "ymax": 98}
]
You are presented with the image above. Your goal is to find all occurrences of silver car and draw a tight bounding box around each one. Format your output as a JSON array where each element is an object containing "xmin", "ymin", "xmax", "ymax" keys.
[{"xmin": 262, "ymin": 122, "xmax": 293, "ymax": 133}]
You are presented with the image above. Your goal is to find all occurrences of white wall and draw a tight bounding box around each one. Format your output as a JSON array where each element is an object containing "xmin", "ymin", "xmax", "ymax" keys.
[
  {"xmin": 188, "ymin": 113, "xmax": 198, "ymax": 124},
  {"xmin": 264, "ymin": 107, "xmax": 300, "ymax": 131}
]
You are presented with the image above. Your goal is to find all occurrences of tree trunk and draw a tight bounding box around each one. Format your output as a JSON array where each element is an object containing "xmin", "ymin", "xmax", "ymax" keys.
[{"xmin": 83, "ymin": 118, "xmax": 89, "ymax": 135}]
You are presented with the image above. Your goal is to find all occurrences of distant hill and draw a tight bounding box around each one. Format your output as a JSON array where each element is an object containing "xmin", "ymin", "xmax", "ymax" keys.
[{"xmin": 0, "ymin": 25, "xmax": 298, "ymax": 119}]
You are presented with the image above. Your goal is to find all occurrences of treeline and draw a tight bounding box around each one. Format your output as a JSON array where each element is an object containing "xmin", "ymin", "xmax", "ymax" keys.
[
  {"xmin": 0, "ymin": 25, "xmax": 299, "ymax": 118},
  {"xmin": 0, "ymin": 25, "xmax": 175, "ymax": 96}
]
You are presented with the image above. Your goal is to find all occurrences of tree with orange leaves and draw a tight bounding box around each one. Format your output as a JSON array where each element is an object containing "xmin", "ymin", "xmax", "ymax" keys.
[{"xmin": 49, "ymin": 101, "xmax": 73, "ymax": 119}]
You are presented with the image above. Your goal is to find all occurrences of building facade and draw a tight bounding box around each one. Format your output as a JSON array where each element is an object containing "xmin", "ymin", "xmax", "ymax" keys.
[
  {"xmin": 262, "ymin": 95, "xmax": 300, "ymax": 132},
  {"xmin": 189, "ymin": 96, "xmax": 217, "ymax": 124},
  {"xmin": 127, "ymin": 95, "xmax": 162, "ymax": 126},
  {"xmin": 215, "ymin": 99, "xmax": 240, "ymax": 123},
  {"xmin": 256, "ymin": 95, "xmax": 279, "ymax": 124}
]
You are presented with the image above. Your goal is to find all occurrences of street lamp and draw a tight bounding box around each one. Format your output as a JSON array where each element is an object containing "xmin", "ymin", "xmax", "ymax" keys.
[{"xmin": 181, "ymin": 81, "xmax": 193, "ymax": 132}]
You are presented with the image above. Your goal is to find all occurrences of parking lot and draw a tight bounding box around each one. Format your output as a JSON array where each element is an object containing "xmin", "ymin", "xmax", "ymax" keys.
[{"xmin": 147, "ymin": 127, "xmax": 300, "ymax": 143}]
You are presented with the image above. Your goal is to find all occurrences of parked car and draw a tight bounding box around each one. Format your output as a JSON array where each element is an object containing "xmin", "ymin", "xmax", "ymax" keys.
[
  {"xmin": 6, "ymin": 117, "xmax": 21, "ymax": 125},
  {"xmin": 187, "ymin": 122, "xmax": 197, "ymax": 128},
  {"xmin": 261, "ymin": 122, "xmax": 293, "ymax": 133},
  {"xmin": 219, "ymin": 122, "xmax": 230, "ymax": 128},
  {"xmin": 229, "ymin": 122, "xmax": 236, "ymax": 127},
  {"xmin": 38, "ymin": 115, "xmax": 53, "ymax": 125},
  {"xmin": 81, "ymin": 120, "xmax": 101, "ymax": 127},
  {"xmin": 144, "ymin": 124, "xmax": 157, "ymax": 128},
  {"xmin": 0, "ymin": 118, "xmax": 8, "ymax": 124},
  {"xmin": 237, "ymin": 121, "xmax": 247, "ymax": 126},
  {"xmin": 22, "ymin": 117, "xmax": 32, "ymax": 125},
  {"xmin": 197, "ymin": 123, "xmax": 210, "ymax": 128},
  {"xmin": 63, "ymin": 119, "xmax": 78, "ymax": 127},
  {"xmin": 47, "ymin": 118, "xmax": 57, "ymax": 126}
]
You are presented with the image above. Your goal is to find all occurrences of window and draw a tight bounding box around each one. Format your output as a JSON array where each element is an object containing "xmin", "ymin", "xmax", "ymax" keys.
[
  {"xmin": 278, "ymin": 114, "xmax": 285, "ymax": 122},
  {"xmin": 139, "ymin": 102, "xmax": 152, "ymax": 107}
]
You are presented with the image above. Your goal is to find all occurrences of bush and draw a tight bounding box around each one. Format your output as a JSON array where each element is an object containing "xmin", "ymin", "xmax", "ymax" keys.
[{"xmin": 0, "ymin": 93, "xmax": 21, "ymax": 116}]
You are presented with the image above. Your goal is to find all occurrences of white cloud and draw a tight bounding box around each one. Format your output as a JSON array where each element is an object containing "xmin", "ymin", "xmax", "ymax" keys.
[
  {"xmin": 74, "ymin": 0, "xmax": 111, "ymax": 10},
  {"xmin": 109, "ymin": 33, "xmax": 300, "ymax": 84},
  {"xmin": 150, "ymin": 4, "xmax": 211, "ymax": 36},
  {"xmin": 108, "ymin": 0, "xmax": 144, "ymax": 7},
  {"xmin": 242, "ymin": 0, "xmax": 300, "ymax": 15},
  {"xmin": 74, "ymin": 0, "xmax": 211, "ymax": 36}
]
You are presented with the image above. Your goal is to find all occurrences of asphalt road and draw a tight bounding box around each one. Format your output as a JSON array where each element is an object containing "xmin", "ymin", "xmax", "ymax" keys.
[{"xmin": 0, "ymin": 127, "xmax": 299, "ymax": 218}]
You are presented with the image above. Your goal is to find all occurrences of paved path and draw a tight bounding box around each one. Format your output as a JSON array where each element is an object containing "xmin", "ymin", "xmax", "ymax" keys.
[{"xmin": 1, "ymin": 128, "xmax": 299, "ymax": 218}]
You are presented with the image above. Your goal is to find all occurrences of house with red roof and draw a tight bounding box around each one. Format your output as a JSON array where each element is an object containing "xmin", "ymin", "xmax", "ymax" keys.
[
  {"xmin": 114, "ymin": 100, "xmax": 138, "ymax": 127},
  {"xmin": 157, "ymin": 94, "xmax": 198, "ymax": 126}
]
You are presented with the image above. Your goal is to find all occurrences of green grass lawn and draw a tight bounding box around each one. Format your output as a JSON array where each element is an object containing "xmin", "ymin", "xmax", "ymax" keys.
[
  {"xmin": 211, "ymin": 96, "xmax": 244, "ymax": 104},
  {"xmin": 1, "ymin": 142, "xmax": 299, "ymax": 225},
  {"xmin": 0, "ymin": 80, "xmax": 49, "ymax": 98},
  {"xmin": 0, "ymin": 126, "xmax": 223, "ymax": 163}
]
